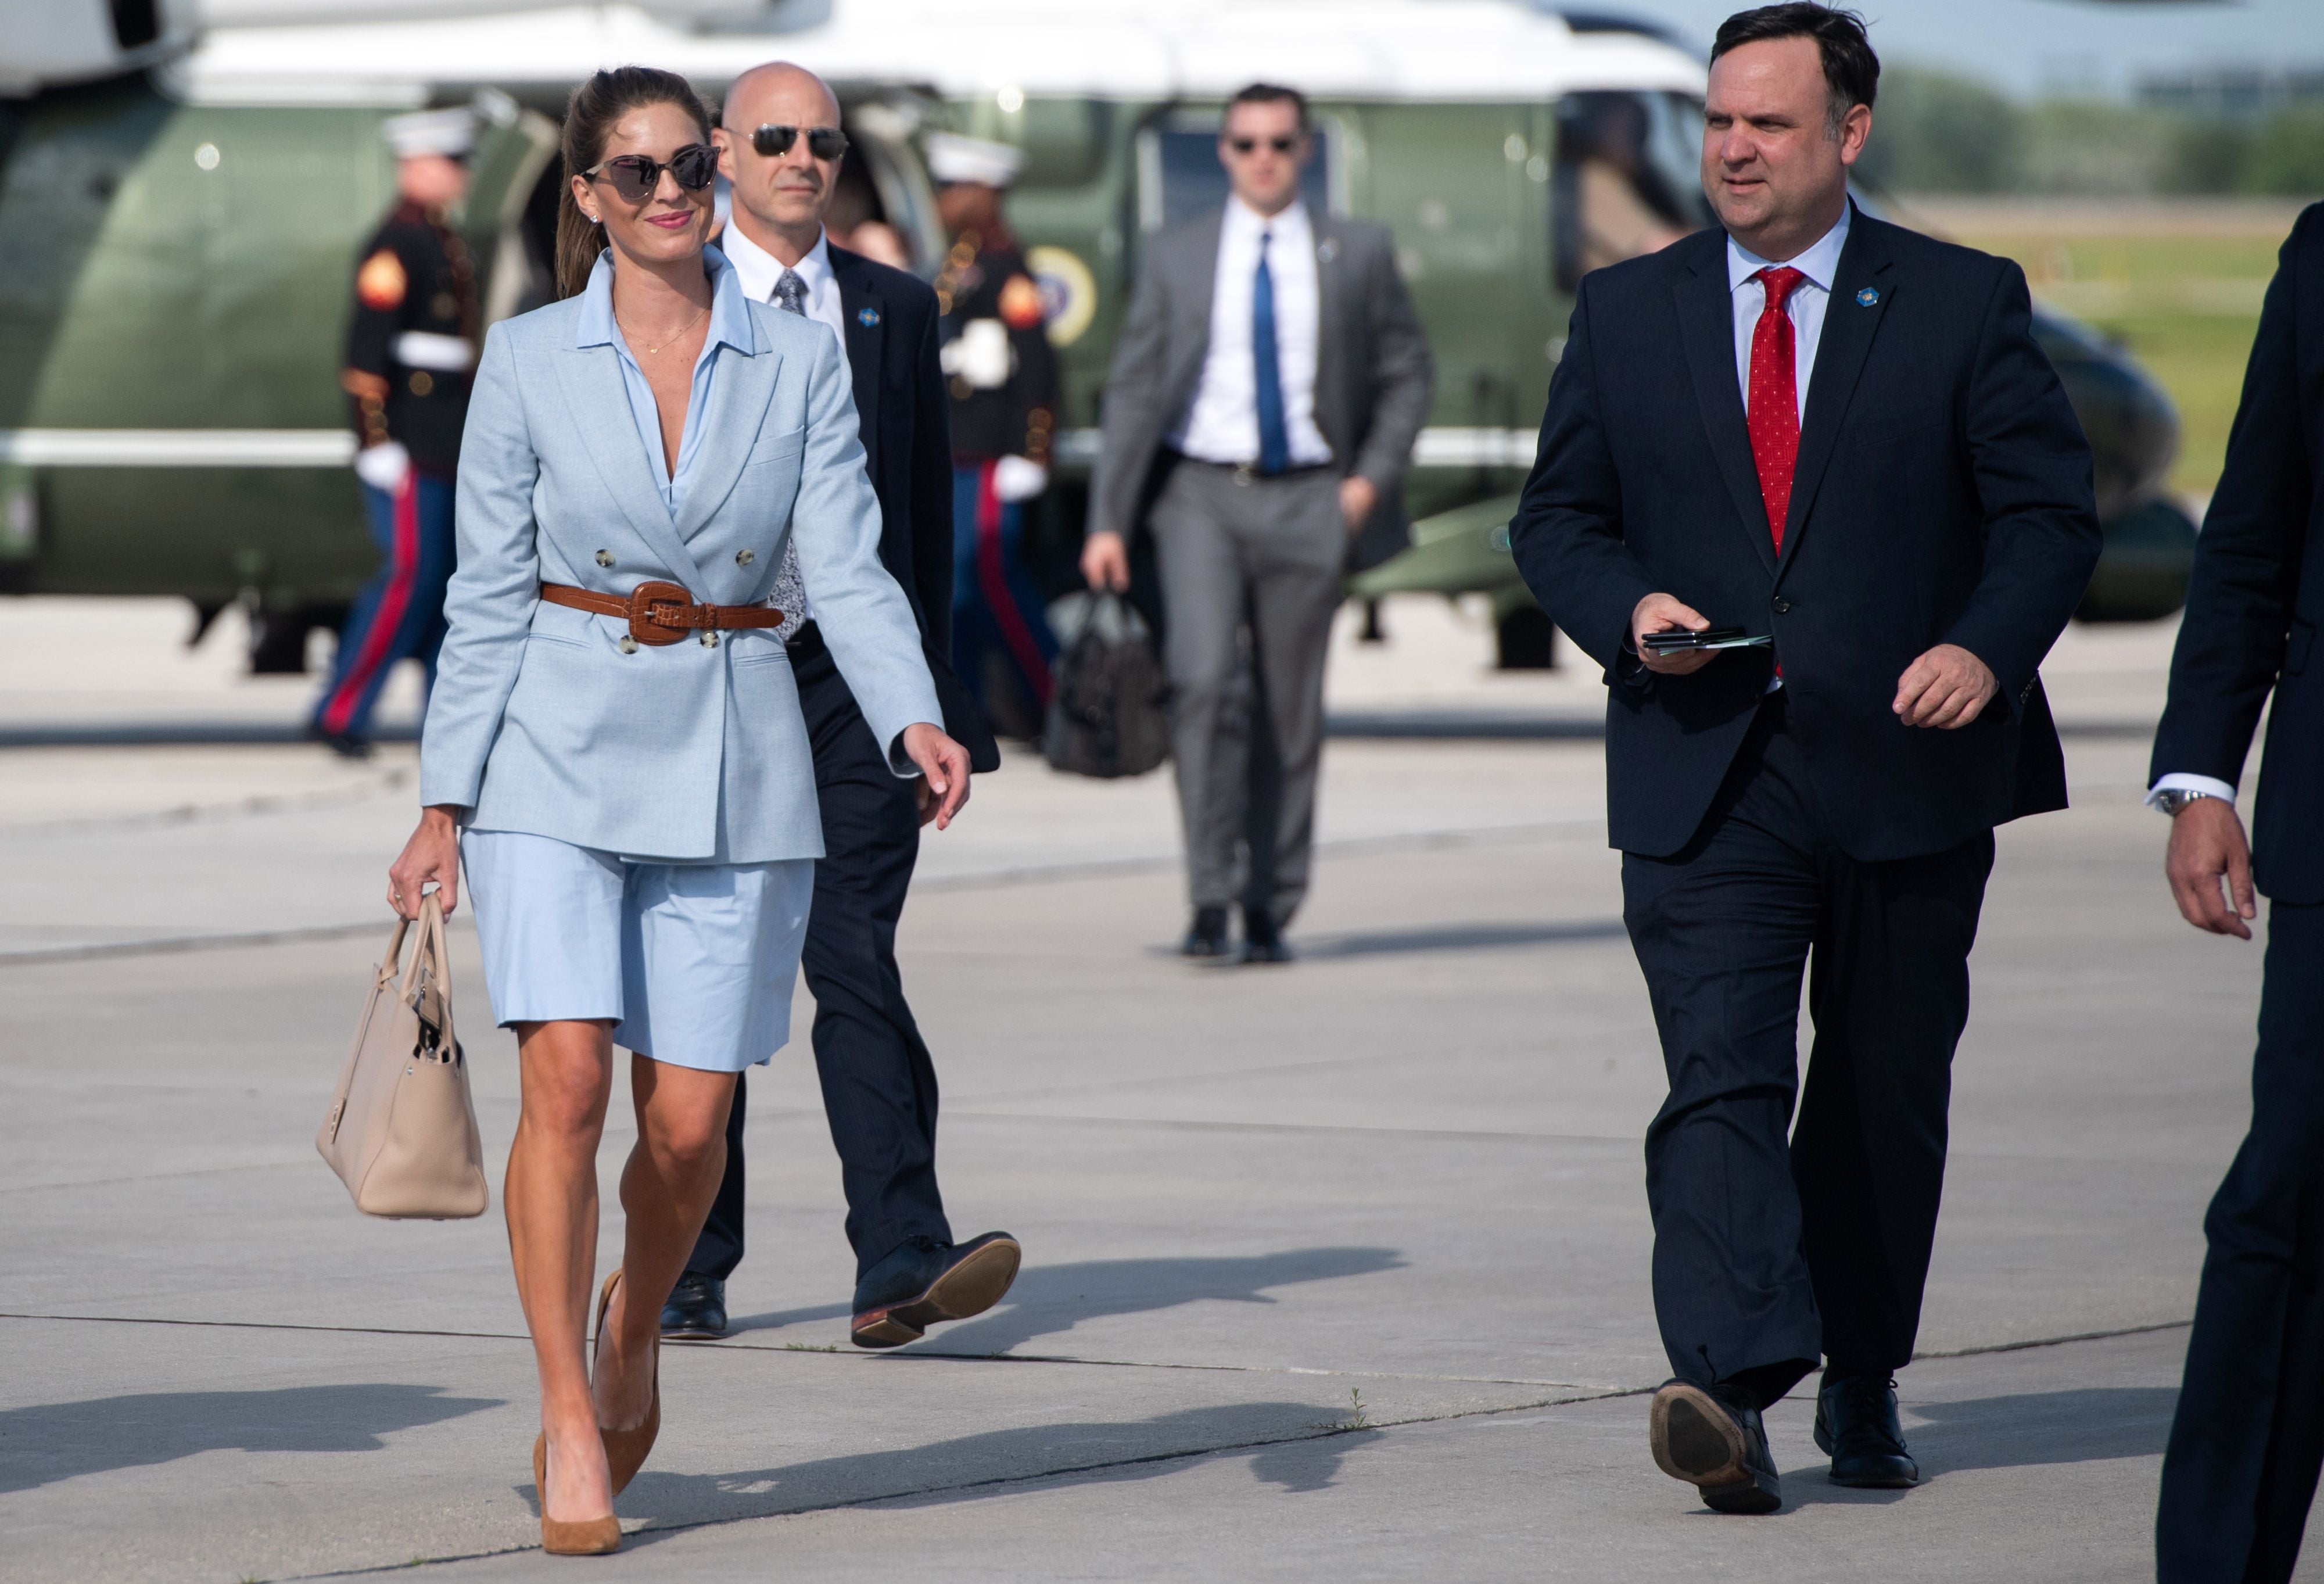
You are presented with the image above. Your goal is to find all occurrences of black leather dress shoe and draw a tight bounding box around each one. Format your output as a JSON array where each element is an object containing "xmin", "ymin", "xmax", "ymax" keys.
[
  {"xmin": 1183, "ymin": 906, "xmax": 1232, "ymax": 959},
  {"xmin": 1649, "ymin": 1379, "xmax": 1782, "ymax": 1514},
  {"xmin": 1814, "ymin": 1374, "xmax": 1920, "ymax": 1488},
  {"xmin": 851, "ymin": 1232, "xmax": 1023, "ymax": 1349},
  {"xmin": 659, "ymin": 1273, "xmax": 727, "ymax": 1340},
  {"xmin": 1241, "ymin": 907, "xmax": 1293, "ymax": 965}
]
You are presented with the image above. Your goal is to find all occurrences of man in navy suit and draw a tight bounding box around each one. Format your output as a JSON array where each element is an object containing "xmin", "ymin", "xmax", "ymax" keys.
[
  {"xmin": 2149, "ymin": 203, "xmax": 2324, "ymax": 1584},
  {"xmin": 664, "ymin": 61, "xmax": 1020, "ymax": 1349},
  {"xmin": 1510, "ymin": 3, "xmax": 2100, "ymax": 1513}
]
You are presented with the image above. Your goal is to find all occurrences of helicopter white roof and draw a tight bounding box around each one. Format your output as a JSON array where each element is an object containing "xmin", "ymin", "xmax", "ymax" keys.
[{"xmin": 177, "ymin": 0, "xmax": 1708, "ymax": 106}]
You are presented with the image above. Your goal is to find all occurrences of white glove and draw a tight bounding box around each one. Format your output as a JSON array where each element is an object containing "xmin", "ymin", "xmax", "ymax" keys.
[
  {"xmin": 353, "ymin": 440, "xmax": 411, "ymax": 493},
  {"xmin": 993, "ymin": 454, "xmax": 1049, "ymax": 503}
]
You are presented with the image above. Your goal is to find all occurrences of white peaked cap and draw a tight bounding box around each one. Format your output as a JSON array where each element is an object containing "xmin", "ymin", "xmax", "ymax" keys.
[
  {"xmin": 382, "ymin": 106, "xmax": 479, "ymax": 159},
  {"xmin": 924, "ymin": 132, "xmax": 1022, "ymax": 188}
]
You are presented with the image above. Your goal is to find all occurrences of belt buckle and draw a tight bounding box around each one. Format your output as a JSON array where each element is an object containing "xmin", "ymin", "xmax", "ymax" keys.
[
  {"xmin": 625, "ymin": 579, "xmax": 693, "ymax": 646},
  {"xmin": 1232, "ymin": 463, "xmax": 1253, "ymax": 487}
]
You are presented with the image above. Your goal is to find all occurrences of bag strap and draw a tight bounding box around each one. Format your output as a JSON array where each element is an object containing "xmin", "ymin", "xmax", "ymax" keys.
[{"xmin": 401, "ymin": 894, "xmax": 458, "ymax": 1049}]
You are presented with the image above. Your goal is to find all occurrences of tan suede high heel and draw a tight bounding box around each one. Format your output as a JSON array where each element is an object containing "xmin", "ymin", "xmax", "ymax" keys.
[
  {"xmin": 532, "ymin": 1434, "xmax": 622, "ymax": 1556},
  {"xmin": 593, "ymin": 1269, "xmax": 661, "ymax": 1496}
]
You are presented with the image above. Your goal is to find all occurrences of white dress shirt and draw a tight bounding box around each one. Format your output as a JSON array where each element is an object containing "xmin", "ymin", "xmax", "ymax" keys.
[
  {"xmin": 1171, "ymin": 197, "xmax": 1335, "ymax": 468},
  {"xmin": 1727, "ymin": 203, "xmax": 1850, "ymax": 424},
  {"xmin": 720, "ymin": 220, "xmax": 848, "ymax": 353},
  {"xmin": 2147, "ymin": 772, "xmax": 2239, "ymax": 809}
]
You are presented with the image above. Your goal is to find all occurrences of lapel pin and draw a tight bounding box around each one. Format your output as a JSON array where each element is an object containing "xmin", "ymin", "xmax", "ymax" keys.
[
  {"xmin": 857, "ymin": 306, "xmax": 880, "ymax": 327},
  {"xmin": 1856, "ymin": 286, "xmax": 1880, "ymax": 307}
]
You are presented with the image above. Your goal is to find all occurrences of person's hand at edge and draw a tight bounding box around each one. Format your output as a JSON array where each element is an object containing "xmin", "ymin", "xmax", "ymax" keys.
[
  {"xmin": 2166, "ymin": 795, "xmax": 2257, "ymax": 940},
  {"xmin": 901, "ymin": 723, "xmax": 973, "ymax": 830},
  {"xmin": 388, "ymin": 805, "xmax": 462, "ymax": 918},
  {"xmin": 1081, "ymin": 530, "xmax": 1130, "ymax": 593},
  {"xmin": 1893, "ymin": 643, "xmax": 1998, "ymax": 729},
  {"xmin": 1340, "ymin": 475, "xmax": 1378, "ymax": 533},
  {"xmin": 1631, "ymin": 593, "xmax": 1719, "ymax": 676}
]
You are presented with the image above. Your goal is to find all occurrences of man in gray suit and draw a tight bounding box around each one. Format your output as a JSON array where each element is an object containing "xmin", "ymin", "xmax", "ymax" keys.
[{"xmin": 1082, "ymin": 82, "xmax": 1434, "ymax": 962}]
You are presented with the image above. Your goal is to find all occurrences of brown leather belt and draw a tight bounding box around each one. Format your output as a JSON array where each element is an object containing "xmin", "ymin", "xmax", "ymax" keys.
[{"xmin": 539, "ymin": 580, "xmax": 784, "ymax": 647}]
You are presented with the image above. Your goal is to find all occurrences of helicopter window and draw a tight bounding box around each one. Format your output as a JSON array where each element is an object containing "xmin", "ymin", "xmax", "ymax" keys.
[
  {"xmin": 1552, "ymin": 90, "xmax": 1712, "ymax": 290},
  {"xmin": 1136, "ymin": 120, "xmax": 1334, "ymax": 232}
]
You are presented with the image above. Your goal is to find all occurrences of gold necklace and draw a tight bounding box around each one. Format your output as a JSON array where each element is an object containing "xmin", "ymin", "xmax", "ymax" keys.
[{"xmin": 618, "ymin": 301, "xmax": 710, "ymax": 356}]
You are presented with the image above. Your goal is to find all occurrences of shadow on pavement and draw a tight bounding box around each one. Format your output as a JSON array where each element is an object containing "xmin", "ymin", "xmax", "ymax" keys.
[
  {"xmin": 1771, "ymin": 1385, "xmax": 2179, "ymax": 1510},
  {"xmin": 1299, "ymin": 919, "xmax": 1627, "ymax": 959},
  {"xmin": 617, "ymin": 1402, "xmax": 1386, "ymax": 1536},
  {"xmin": 898, "ymin": 1246, "xmax": 1408, "ymax": 1357},
  {"xmin": 727, "ymin": 1247, "xmax": 1408, "ymax": 1354},
  {"xmin": 1909, "ymin": 1386, "xmax": 2179, "ymax": 1471},
  {"xmin": 0, "ymin": 1382, "xmax": 500, "ymax": 1495}
]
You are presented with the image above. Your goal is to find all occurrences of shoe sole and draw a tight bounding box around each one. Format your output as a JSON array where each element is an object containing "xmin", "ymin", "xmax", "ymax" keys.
[
  {"xmin": 1649, "ymin": 1383, "xmax": 1781, "ymax": 1514},
  {"xmin": 660, "ymin": 1322, "xmax": 727, "ymax": 1342},
  {"xmin": 851, "ymin": 1236, "xmax": 1023, "ymax": 1350}
]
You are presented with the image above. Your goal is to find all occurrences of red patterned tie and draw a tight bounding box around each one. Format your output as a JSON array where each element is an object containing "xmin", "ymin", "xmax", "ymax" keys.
[{"xmin": 1746, "ymin": 266, "xmax": 1806, "ymax": 553}]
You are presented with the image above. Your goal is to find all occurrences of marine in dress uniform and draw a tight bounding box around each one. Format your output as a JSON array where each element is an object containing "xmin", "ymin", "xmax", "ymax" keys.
[
  {"xmin": 928, "ymin": 133, "xmax": 1062, "ymax": 740},
  {"xmin": 313, "ymin": 107, "xmax": 480, "ymax": 757}
]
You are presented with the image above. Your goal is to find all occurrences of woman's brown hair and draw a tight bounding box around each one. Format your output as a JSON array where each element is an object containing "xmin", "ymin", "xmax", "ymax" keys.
[{"xmin": 554, "ymin": 66, "xmax": 715, "ymax": 300}]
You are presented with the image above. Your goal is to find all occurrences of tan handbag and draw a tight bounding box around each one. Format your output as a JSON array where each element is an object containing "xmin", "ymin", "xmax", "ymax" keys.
[{"xmin": 317, "ymin": 895, "xmax": 489, "ymax": 1219}]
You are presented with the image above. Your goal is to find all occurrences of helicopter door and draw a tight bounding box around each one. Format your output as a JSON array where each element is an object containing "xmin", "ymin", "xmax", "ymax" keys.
[{"xmin": 458, "ymin": 91, "xmax": 562, "ymax": 325}]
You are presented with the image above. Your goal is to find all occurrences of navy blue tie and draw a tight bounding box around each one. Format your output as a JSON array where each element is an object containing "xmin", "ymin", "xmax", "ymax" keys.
[{"xmin": 1251, "ymin": 231, "xmax": 1290, "ymax": 476}]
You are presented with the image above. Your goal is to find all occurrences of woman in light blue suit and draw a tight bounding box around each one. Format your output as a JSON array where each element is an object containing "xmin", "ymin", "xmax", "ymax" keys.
[{"xmin": 387, "ymin": 67, "xmax": 971, "ymax": 1556}]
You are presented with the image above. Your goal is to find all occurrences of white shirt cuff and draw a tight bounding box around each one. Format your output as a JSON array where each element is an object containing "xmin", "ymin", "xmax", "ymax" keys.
[{"xmin": 2145, "ymin": 772, "xmax": 2237, "ymax": 810}]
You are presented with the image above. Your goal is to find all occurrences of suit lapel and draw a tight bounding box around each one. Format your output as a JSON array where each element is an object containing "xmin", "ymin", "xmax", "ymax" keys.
[
  {"xmin": 671, "ymin": 340, "xmax": 781, "ymax": 547},
  {"xmin": 1777, "ymin": 211, "xmax": 1893, "ymax": 580},
  {"xmin": 548, "ymin": 343, "xmax": 707, "ymax": 594},
  {"xmin": 1675, "ymin": 236, "xmax": 1778, "ymax": 578},
  {"xmin": 830, "ymin": 246, "xmax": 885, "ymax": 476}
]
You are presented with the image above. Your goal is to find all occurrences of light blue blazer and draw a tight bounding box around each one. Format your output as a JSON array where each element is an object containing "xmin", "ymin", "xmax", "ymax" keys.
[{"xmin": 418, "ymin": 261, "xmax": 942, "ymax": 863}]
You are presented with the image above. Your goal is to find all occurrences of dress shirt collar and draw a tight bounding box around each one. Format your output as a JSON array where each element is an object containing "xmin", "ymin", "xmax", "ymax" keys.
[
  {"xmin": 575, "ymin": 244, "xmax": 756, "ymax": 357},
  {"xmin": 718, "ymin": 219, "xmax": 833, "ymax": 306},
  {"xmin": 1726, "ymin": 202, "xmax": 1852, "ymax": 296},
  {"xmin": 1224, "ymin": 193, "xmax": 1312, "ymax": 249}
]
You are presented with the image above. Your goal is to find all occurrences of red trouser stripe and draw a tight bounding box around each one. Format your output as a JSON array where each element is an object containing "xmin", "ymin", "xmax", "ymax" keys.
[
  {"xmin": 322, "ymin": 471, "xmax": 421, "ymax": 734},
  {"xmin": 975, "ymin": 461, "xmax": 1053, "ymax": 707}
]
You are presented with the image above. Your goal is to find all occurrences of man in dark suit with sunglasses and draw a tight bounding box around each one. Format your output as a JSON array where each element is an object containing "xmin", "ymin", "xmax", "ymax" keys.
[{"xmin": 661, "ymin": 60, "xmax": 1018, "ymax": 1350}]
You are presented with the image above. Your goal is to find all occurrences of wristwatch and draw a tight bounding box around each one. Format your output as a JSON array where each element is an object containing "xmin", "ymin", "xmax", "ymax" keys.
[{"xmin": 2154, "ymin": 787, "xmax": 2222, "ymax": 817}]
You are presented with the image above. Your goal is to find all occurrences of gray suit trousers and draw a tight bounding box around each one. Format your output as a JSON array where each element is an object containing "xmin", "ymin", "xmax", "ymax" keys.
[{"xmin": 1151, "ymin": 461, "xmax": 1345, "ymax": 924}]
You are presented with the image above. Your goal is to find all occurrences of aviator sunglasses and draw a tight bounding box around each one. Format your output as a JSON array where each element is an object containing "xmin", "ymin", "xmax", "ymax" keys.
[
  {"xmin": 1228, "ymin": 135, "xmax": 1302, "ymax": 155},
  {"xmin": 748, "ymin": 123, "xmax": 850, "ymax": 160},
  {"xmin": 582, "ymin": 143, "xmax": 719, "ymax": 204}
]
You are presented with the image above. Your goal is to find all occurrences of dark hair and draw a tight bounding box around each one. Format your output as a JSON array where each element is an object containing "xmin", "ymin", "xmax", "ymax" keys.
[
  {"xmin": 1710, "ymin": 4, "xmax": 1879, "ymax": 135},
  {"xmin": 554, "ymin": 66, "xmax": 715, "ymax": 299},
  {"xmin": 1225, "ymin": 82, "xmax": 1310, "ymax": 134}
]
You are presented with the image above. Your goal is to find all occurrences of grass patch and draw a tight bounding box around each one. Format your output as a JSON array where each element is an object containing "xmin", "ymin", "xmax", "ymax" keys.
[{"xmin": 1930, "ymin": 218, "xmax": 2286, "ymax": 499}]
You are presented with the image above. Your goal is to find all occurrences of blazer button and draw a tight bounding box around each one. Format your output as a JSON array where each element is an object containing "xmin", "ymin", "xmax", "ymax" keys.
[
  {"xmin": 617, "ymin": 635, "xmax": 638, "ymax": 654},
  {"xmin": 1771, "ymin": 596, "xmax": 1792, "ymax": 614},
  {"xmin": 735, "ymin": 548, "xmax": 755, "ymax": 566},
  {"xmin": 595, "ymin": 550, "xmax": 614, "ymax": 568}
]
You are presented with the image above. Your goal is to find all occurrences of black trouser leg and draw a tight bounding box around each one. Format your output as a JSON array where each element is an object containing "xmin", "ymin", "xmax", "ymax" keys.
[
  {"xmin": 684, "ymin": 633, "xmax": 953, "ymax": 1286},
  {"xmin": 1623, "ymin": 708, "xmax": 1827, "ymax": 1407},
  {"xmin": 1792, "ymin": 832, "xmax": 1993, "ymax": 1375},
  {"xmin": 688, "ymin": 1069, "xmax": 748, "ymax": 1281},
  {"xmin": 2159, "ymin": 901, "xmax": 2324, "ymax": 1584}
]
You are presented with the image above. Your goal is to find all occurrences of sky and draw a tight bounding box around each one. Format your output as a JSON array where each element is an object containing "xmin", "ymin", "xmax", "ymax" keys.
[{"xmin": 1618, "ymin": 0, "xmax": 2324, "ymax": 100}]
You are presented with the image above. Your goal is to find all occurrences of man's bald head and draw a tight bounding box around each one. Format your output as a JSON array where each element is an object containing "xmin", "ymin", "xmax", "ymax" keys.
[
  {"xmin": 713, "ymin": 60, "xmax": 846, "ymax": 263},
  {"xmin": 723, "ymin": 60, "xmax": 840, "ymax": 131}
]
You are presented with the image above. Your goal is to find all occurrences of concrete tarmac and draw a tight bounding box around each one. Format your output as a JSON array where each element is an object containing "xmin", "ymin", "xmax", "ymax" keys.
[{"xmin": 0, "ymin": 599, "xmax": 2303, "ymax": 1580}]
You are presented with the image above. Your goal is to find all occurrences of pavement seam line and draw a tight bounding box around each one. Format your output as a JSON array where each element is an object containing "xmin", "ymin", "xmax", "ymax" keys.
[{"xmin": 0, "ymin": 819, "xmax": 1607, "ymax": 966}]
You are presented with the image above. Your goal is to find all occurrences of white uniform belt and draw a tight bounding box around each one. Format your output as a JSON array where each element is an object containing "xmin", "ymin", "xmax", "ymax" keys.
[{"xmin": 394, "ymin": 331, "xmax": 476, "ymax": 372}]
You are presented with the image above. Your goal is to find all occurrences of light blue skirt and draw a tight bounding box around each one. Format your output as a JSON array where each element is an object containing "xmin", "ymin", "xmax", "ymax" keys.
[{"xmin": 461, "ymin": 827, "xmax": 813, "ymax": 1073}]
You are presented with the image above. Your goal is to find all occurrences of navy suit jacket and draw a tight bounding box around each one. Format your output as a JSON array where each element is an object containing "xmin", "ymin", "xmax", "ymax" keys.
[
  {"xmin": 2150, "ymin": 202, "xmax": 2324, "ymax": 902},
  {"xmin": 1510, "ymin": 207, "xmax": 2102, "ymax": 861},
  {"xmin": 829, "ymin": 243, "xmax": 999, "ymax": 771}
]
